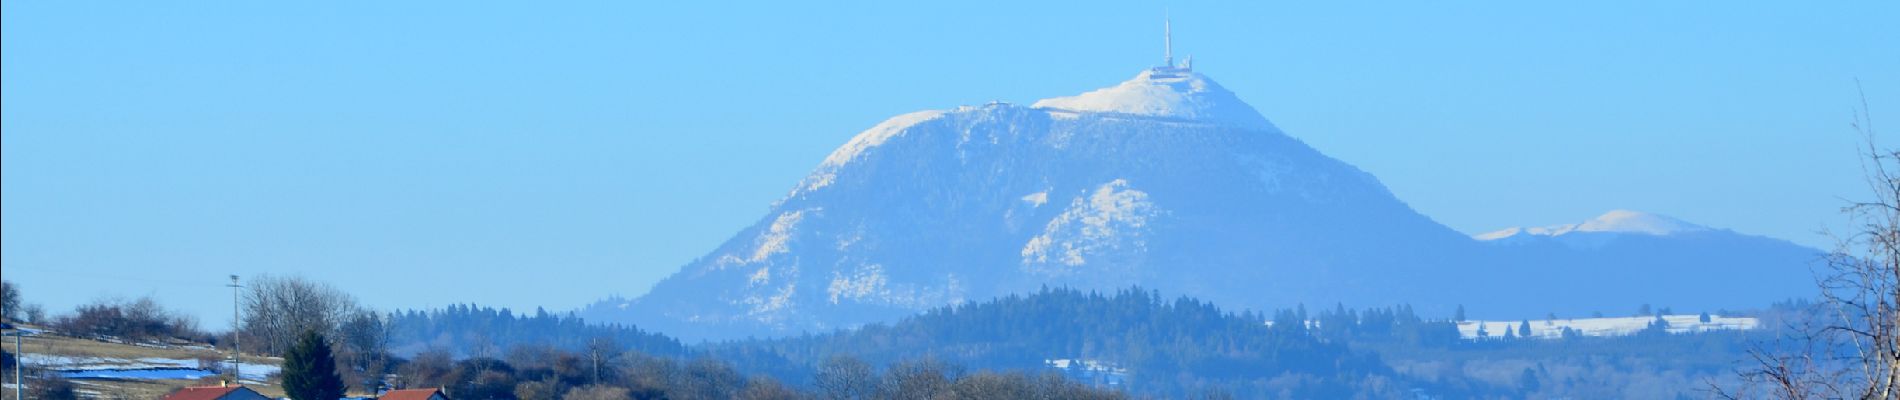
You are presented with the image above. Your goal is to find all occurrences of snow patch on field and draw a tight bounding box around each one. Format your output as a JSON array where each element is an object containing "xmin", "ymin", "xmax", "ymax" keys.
[
  {"xmin": 1044, "ymin": 358, "xmax": 1127, "ymax": 386},
  {"xmin": 22, "ymin": 353, "xmax": 280, "ymax": 382},
  {"xmin": 19, "ymin": 355, "xmax": 197, "ymax": 370},
  {"xmin": 1457, "ymin": 314, "xmax": 1757, "ymax": 339},
  {"xmin": 237, "ymin": 362, "xmax": 281, "ymax": 381},
  {"xmin": 62, "ymin": 368, "xmax": 217, "ymax": 380}
]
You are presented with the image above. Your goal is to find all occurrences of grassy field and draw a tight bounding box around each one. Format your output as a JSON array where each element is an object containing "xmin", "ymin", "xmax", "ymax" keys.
[{"xmin": 2, "ymin": 325, "xmax": 293, "ymax": 399}]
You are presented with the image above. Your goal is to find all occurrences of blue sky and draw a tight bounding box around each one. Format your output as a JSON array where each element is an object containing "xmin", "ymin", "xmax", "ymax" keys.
[{"xmin": 4, "ymin": 1, "xmax": 1895, "ymax": 326}]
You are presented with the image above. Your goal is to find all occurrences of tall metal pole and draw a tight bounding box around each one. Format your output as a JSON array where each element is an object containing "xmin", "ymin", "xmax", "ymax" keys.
[
  {"xmin": 15, "ymin": 328, "xmax": 23, "ymax": 400},
  {"xmin": 228, "ymin": 275, "xmax": 242, "ymax": 384}
]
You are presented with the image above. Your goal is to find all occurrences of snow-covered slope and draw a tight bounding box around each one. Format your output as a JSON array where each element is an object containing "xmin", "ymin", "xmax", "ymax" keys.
[{"xmin": 584, "ymin": 67, "xmax": 1822, "ymax": 341}]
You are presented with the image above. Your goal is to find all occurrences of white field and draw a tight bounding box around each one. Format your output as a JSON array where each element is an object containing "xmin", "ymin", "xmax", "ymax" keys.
[
  {"xmin": 20, "ymin": 353, "xmax": 282, "ymax": 382},
  {"xmin": 1044, "ymin": 358, "xmax": 1128, "ymax": 374},
  {"xmin": 1457, "ymin": 314, "xmax": 1757, "ymax": 339}
]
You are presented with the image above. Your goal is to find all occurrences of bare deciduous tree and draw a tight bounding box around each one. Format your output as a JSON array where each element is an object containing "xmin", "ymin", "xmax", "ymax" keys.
[
  {"xmin": 583, "ymin": 336, "xmax": 619, "ymax": 385},
  {"xmin": 1725, "ymin": 86, "xmax": 1899, "ymax": 399},
  {"xmin": 672, "ymin": 358, "xmax": 744, "ymax": 400},
  {"xmin": 336, "ymin": 310, "xmax": 390, "ymax": 391},
  {"xmin": 560, "ymin": 384, "xmax": 629, "ymax": 400},
  {"xmin": 242, "ymin": 275, "xmax": 361, "ymax": 355},
  {"xmin": 739, "ymin": 376, "xmax": 803, "ymax": 400},
  {"xmin": 876, "ymin": 357, "xmax": 959, "ymax": 400},
  {"xmin": 52, "ymin": 296, "xmax": 199, "ymax": 341},
  {"xmin": 398, "ymin": 348, "xmax": 454, "ymax": 390},
  {"xmin": 814, "ymin": 355, "xmax": 875, "ymax": 400},
  {"xmin": 2, "ymin": 280, "xmax": 20, "ymax": 322}
]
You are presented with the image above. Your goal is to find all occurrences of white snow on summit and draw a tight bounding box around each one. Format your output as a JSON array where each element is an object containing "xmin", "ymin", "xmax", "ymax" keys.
[
  {"xmin": 797, "ymin": 110, "xmax": 948, "ymax": 195},
  {"xmin": 820, "ymin": 110, "xmax": 948, "ymax": 169},
  {"xmin": 791, "ymin": 67, "xmax": 1275, "ymax": 199},
  {"xmin": 1032, "ymin": 68, "xmax": 1274, "ymax": 130},
  {"xmin": 1475, "ymin": 210, "xmax": 1709, "ymax": 240}
]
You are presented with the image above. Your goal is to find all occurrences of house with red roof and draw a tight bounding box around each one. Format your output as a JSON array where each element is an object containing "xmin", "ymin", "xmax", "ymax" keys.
[
  {"xmin": 161, "ymin": 385, "xmax": 270, "ymax": 400},
  {"xmin": 379, "ymin": 388, "xmax": 450, "ymax": 400}
]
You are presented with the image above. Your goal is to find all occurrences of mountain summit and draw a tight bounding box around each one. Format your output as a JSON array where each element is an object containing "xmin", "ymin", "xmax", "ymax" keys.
[
  {"xmin": 585, "ymin": 66, "xmax": 1819, "ymax": 341},
  {"xmin": 1476, "ymin": 210, "xmax": 1711, "ymax": 241},
  {"xmin": 1032, "ymin": 67, "xmax": 1274, "ymax": 130}
]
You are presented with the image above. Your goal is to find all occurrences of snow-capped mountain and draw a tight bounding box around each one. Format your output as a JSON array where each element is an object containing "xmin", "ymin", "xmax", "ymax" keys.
[
  {"xmin": 1476, "ymin": 210, "xmax": 1709, "ymax": 241},
  {"xmin": 1475, "ymin": 209, "xmax": 1725, "ymax": 249},
  {"xmin": 1466, "ymin": 209, "xmax": 1819, "ymax": 318},
  {"xmin": 583, "ymin": 65, "xmax": 1821, "ymax": 341}
]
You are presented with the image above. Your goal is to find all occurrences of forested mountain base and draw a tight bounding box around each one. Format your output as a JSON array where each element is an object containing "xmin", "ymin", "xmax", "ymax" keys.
[{"xmin": 388, "ymin": 286, "xmax": 1790, "ymax": 398}]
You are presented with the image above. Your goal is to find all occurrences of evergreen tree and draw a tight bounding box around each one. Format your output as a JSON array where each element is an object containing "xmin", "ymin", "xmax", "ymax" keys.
[
  {"xmin": 1559, "ymin": 327, "xmax": 1582, "ymax": 340},
  {"xmin": 1519, "ymin": 367, "xmax": 1541, "ymax": 391},
  {"xmin": 1518, "ymin": 320, "xmax": 1532, "ymax": 338},
  {"xmin": 1454, "ymin": 305, "xmax": 1466, "ymax": 322},
  {"xmin": 1644, "ymin": 314, "xmax": 1671, "ymax": 336},
  {"xmin": 1698, "ymin": 311, "xmax": 1711, "ymax": 323},
  {"xmin": 282, "ymin": 330, "xmax": 346, "ymax": 400}
]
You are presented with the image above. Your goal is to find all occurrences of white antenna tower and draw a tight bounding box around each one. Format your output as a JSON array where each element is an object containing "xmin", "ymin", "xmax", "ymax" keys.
[{"xmin": 1164, "ymin": 15, "xmax": 1174, "ymax": 68}]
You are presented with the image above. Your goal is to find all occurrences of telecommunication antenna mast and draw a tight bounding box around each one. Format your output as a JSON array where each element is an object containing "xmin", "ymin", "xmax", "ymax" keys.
[{"xmin": 1164, "ymin": 16, "xmax": 1174, "ymax": 68}]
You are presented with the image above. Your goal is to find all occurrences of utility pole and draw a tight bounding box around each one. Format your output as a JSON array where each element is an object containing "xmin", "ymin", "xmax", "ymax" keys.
[
  {"xmin": 7, "ymin": 297, "xmax": 22, "ymax": 400},
  {"xmin": 228, "ymin": 275, "xmax": 242, "ymax": 384},
  {"xmin": 14, "ymin": 326, "xmax": 23, "ymax": 400}
]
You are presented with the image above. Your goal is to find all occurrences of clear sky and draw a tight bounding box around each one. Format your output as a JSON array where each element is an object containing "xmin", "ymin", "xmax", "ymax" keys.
[{"xmin": 4, "ymin": 1, "xmax": 1896, "ymax": 327}]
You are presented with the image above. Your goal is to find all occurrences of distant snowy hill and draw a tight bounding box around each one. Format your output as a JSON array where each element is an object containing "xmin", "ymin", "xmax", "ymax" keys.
[
  {"xmin": 1456, "ymin": 314, "xmax": 1757, "ymax": 339},
  {"xmin": 583, "ymin": 65, "xmax": 1821, "ymax": 340},
  {"xmin": 1476, "ymin": 210, "xmax": 1709, "ymax": 244},
  {"xmin": 1467, "ymin": 210, "xmax": 1820, "ymax": 316}
]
